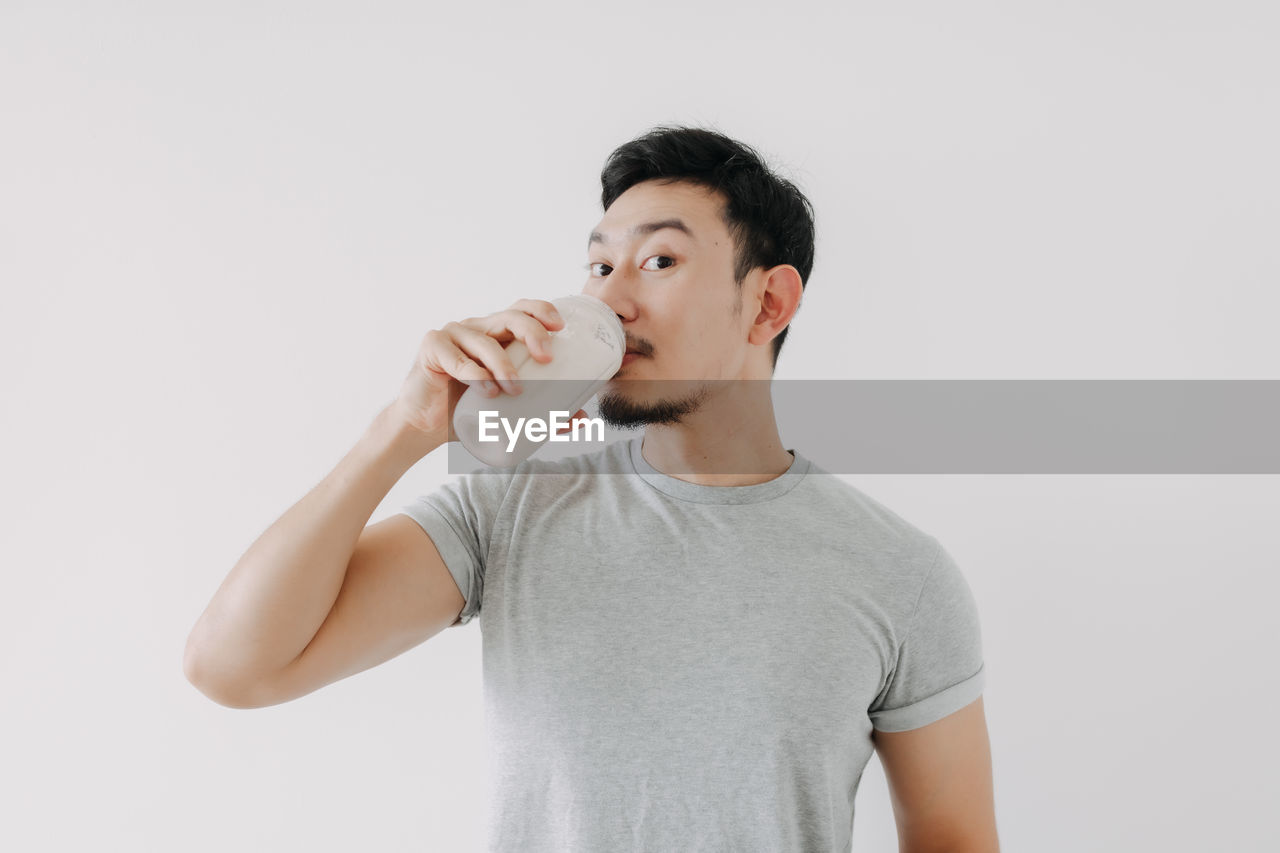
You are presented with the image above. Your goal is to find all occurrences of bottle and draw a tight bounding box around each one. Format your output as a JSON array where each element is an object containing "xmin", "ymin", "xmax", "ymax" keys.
[{"xmin": 451, "ymin": 293, "xmax": 625, "ymax": 467}]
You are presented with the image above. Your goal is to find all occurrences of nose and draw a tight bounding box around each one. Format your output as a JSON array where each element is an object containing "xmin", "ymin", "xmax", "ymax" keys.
[{"xmin": 582, "ymin": 271, "xmax": 634, "ymax": 323}]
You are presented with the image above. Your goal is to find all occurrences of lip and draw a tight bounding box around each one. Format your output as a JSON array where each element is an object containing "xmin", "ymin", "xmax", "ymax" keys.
[{"xmin": 622, "ymin": 352, "xmax": 642, "ymax": 364}]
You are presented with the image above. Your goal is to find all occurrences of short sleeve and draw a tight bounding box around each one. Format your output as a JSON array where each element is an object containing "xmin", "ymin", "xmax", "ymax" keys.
[
  {"xmin": 868, "ymin": 539, "xmax": 986, "ymax": 732},
  {"xmin": 396, "ymin": 468, "xmax": 519, "ymax": 627}
]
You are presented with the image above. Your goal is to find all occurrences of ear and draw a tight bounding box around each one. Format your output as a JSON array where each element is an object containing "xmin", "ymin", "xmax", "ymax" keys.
[{"xmin": 748, "ymin": 264, "xmax": 804, "ymax": 347}]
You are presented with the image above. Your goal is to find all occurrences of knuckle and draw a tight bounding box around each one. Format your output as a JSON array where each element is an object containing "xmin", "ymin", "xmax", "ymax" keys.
[{"xmin": 512, "ymin": 299, "xmax": 550, "ymax": 318}]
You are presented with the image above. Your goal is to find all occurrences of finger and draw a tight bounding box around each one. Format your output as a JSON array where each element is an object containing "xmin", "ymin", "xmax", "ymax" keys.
[
  {"xmin": 448, "ymin": 322, "xmax": 529, "ymax": 396},
  {"xmin": 500, "ymin": 310, "xmax": 561, "ymax": 363},
  {"xmin": 507, "ymin": 299, "xmax": 565, "ymax": 333},
  {"xmin": 420, "ymin": 330, "xmax": 500, "ymax": 397},
  {"xmin": 434, "ymin": 323, "xmax": 522, "ymax": 396},
  {"xmin": 459, "ymin": 308, "xmax": 560, "ymax": 364}
]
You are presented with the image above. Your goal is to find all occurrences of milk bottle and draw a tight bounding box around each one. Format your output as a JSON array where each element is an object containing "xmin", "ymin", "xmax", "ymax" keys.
[{"xmin": 451, "ymin": 294, "xmax": 624, "ymax": 467}]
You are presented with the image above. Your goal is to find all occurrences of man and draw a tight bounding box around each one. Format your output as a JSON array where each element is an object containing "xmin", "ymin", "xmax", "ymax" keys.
[{"xmin": 184, "ymin": 124, "xmax": 999, "ymax": 852}]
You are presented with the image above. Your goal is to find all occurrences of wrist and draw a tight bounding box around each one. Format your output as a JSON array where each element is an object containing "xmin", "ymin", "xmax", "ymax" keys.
[{"xmin": 369, "ymin": 402, "xmax": 442, "ymax": 466}]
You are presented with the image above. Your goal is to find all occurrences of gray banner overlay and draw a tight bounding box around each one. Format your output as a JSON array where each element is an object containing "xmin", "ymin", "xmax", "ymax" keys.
[{"xmin": 446, "ymin": 380, "xmax": 1280, "ymax": 474}]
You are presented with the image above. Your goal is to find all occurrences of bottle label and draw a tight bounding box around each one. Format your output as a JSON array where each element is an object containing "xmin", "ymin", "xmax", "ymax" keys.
[{"xmin": 593, "ymin": 321, "xmax": 619, "ymax": 351}]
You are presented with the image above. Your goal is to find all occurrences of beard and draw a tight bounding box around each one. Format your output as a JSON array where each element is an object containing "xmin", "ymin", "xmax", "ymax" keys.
[{"xmin": 596, "ymin": 380, "xmax": 713, "ymax": 428}]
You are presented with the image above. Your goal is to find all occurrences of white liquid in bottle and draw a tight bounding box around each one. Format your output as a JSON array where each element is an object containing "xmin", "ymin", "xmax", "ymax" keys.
[{"xmin": 452, "ymin": 294, "xmax": 624, "ymax": 467}]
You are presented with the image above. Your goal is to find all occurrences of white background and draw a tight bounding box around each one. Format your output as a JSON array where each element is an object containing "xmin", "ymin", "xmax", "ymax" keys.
[{"xmin": 2, "ymin": 1, "xmax": 1277, "ymax": 851}]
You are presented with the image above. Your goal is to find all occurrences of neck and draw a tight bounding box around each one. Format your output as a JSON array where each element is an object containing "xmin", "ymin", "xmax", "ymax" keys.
[{"xmin": 638, "ymin": 380, "xmax": 793, "ymax": 487}]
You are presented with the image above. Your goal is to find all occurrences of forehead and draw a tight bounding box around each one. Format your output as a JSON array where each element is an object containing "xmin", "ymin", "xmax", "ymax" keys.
[{"xmin": 590, "ymin": 180, "xmax": 727, "ymax": 244}]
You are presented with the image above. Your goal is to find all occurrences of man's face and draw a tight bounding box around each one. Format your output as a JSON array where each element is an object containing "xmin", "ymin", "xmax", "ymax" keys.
[{"xmin": 582, "ymin": 178, "xmax": 759, "ymax": 427}]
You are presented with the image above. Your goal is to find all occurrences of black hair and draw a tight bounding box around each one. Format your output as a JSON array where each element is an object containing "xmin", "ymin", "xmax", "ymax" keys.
[{"xmin": 599, "ymin": 124, "xmax": 816, "ymax": 370}]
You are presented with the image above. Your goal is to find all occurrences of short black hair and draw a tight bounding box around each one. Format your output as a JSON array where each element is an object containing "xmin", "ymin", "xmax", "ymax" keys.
[{"xmin": 599, "ymin": 124, "xmax": 816, "ymax": 370}]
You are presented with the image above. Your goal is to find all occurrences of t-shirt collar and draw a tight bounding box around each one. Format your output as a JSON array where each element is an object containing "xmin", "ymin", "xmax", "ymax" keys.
[{"xmin": 626, "ymin": 434, "xmax": 810, "ymax": 504}]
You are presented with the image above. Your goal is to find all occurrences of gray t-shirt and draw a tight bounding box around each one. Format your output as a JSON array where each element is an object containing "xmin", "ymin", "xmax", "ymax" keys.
[{"xmin": 398, "ymin": 435, "xmax": 986, "ymax": 853}]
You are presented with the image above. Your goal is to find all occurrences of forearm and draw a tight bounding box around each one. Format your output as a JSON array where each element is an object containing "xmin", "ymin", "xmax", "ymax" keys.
[{"xmin": 183, "ymin": 402, "xmax": 440, "ymax": 696}]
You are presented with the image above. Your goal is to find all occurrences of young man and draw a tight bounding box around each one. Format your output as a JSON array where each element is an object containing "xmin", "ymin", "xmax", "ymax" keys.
[{"xmin": 184, "ymin": 125, "xmax": 999, "ymax": 852}]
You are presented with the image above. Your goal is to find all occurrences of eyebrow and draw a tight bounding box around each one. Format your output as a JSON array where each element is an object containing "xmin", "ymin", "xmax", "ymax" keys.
[{"xmin": 588, "ymin": 218, "xmax": 695, "ymax": 249}]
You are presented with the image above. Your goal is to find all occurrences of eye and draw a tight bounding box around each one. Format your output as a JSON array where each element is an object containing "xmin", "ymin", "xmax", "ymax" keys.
[
  {"xmin": 582, "ymin": 256, "xmax": 676, "ymax": 277},
  {"xmin": 642, "ymin": 255, "xmax": 676, "ymax": 271}
]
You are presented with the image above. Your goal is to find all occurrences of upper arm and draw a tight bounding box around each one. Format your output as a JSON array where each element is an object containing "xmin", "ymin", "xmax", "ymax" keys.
[
  {"xmin": 872, "ymin": 695, "xmax": 1000, "ymax": 852},
  {"xmin": 240, "ymin": 514, "xmax": 466, "ymax": 708}
]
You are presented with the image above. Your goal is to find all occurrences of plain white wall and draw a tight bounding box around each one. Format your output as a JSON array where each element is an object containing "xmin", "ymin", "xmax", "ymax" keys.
[{"xmin": 2, "ymin": 1, "xmax": 1277, "ymax": 850}]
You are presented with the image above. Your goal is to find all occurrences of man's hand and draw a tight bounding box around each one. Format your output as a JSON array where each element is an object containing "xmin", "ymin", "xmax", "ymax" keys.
[{"xmin": 392, "ymin": 298, "xmax": 580, "ymax": 444}]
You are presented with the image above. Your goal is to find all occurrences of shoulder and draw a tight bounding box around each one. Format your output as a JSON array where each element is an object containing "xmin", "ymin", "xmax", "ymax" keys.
[{"xmin": 792, "ymin": 460, "xmax": 940, "ymax": 555}]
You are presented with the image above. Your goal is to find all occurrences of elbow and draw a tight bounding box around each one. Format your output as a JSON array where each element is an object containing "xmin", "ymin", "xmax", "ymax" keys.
[
  {"xmin": 185, "ymin": 671, "xmax": 265, "ymax": 710},
  {"xmin": 182, "ymin": 644, "xmax": 262, "ymax": 710}
]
